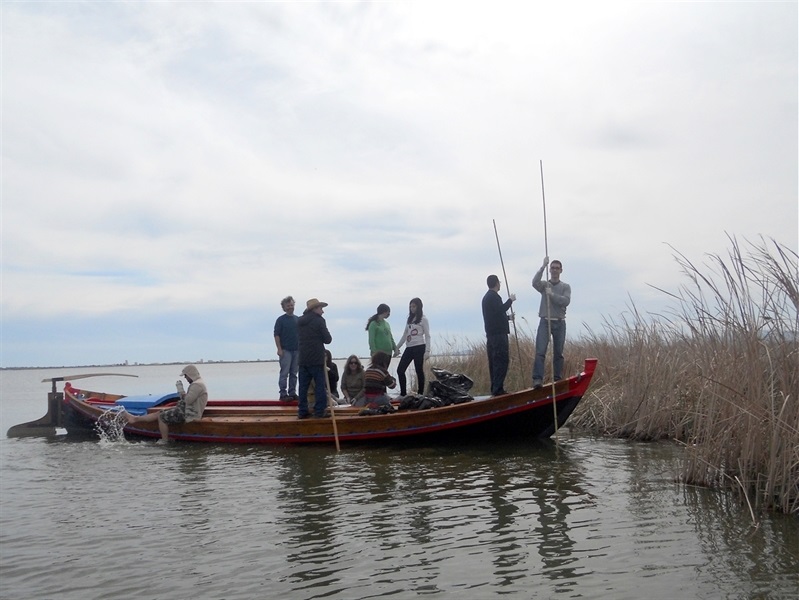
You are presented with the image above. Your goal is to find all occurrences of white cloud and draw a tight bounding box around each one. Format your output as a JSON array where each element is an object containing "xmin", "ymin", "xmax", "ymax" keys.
[{"xmin": 1, "ymin": 1, "xmax": 796, "ymax": 367}]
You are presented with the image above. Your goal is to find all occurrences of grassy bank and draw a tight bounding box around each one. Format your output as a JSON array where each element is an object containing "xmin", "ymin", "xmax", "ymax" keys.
[{"xmin": 433, "ymin": 237, "xmax": 798, "ymax": 515}]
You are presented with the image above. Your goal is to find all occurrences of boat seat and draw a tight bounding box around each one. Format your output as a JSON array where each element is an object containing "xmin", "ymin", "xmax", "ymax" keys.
[{"xmin": 114, "ymin": 393, "xmax": 179, "ymax": 415}]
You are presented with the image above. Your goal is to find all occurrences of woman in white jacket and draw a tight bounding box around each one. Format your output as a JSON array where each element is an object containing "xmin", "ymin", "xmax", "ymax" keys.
[{"xmin": 396, "ymin": 297, "xmax": 431, "ymax": 396}]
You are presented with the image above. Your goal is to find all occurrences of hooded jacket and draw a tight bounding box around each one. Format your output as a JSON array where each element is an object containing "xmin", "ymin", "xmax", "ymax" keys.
[{"xmin": 180, "ymin": 364, "xmax": 208, "ymax": 422}]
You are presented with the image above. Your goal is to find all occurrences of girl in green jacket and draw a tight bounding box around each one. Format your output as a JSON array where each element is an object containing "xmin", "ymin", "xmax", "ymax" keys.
[{"xmin": 366, "ymin": 303, "xmax": 398, "ymax": 364}]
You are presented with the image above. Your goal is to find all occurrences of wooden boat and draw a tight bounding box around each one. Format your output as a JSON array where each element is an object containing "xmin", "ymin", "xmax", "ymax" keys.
[{"xmin": 8, "ymin": 359, "xmax": 597, "ymax": 444}]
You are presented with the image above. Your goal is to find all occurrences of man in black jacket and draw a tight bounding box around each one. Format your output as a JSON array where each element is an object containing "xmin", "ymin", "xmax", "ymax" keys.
[
  {"xmin": 297, "ymin": 298, "xmax": 333, "ymax": 418},
  {"xmin": 481, "ymin": 275, "xmax": 515, "ymax": 396}
]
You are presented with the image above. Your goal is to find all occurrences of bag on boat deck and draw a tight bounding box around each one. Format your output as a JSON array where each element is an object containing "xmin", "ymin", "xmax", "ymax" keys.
[
  {"xmin": 398, "ymin": 394, "xmax": 443, "ymax": 411},
  {"xmin": 395, "ymin": 369, "xmax": 474, "ymax": 410},
  {"xmin": 428, "ymin": 368, "xmax": 474, "ymax": 405}
]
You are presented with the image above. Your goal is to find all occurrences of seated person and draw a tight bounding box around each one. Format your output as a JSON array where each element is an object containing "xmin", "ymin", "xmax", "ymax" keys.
[
  {"xmin": 340, "ymin": 354, "xmax": 365, "ymax": 405},
  {"xmin": 358, "ymin": 351, "xmax": 396, "ymax": 408},
  {"xmin": 325, "ymin": 349, "xmax": 339, "ymax": 398},
  {"xmin": 124, "ymin": 364, "xmax": 208, "ymax": 443}
]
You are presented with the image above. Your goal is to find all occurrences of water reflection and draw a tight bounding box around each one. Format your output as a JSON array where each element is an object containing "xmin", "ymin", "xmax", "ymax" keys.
[
  {"xmin": 274, "ymin": 447, "xmax": 350, "ymax": 591},
  {"xmin": 683, "ymin": 484, "xmax": 799, "ymax": 596},
  {"xmin": 267, "ymin": 439, "xmax": 607, "ymax": 596},
  {"xmin": 174, "ymin": 446, "xmax": 212, "ymax": 533},
  {"xmin": 527, "ymin": 442, "xmax": 593, "ymax": 590}
]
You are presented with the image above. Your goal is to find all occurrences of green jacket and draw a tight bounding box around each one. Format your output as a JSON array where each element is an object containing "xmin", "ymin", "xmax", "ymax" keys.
[{"xmin": 368, "ymin": 319, "xmax": 396, "ymax": 356}]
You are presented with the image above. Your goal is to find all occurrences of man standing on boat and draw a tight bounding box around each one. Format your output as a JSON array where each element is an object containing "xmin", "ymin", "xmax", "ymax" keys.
[
  {"xmin": 482, "ymin": 275, "xmax": 516, "ymax": 396},
  {"xmin": 531, "ymin": 257, "xmax": 571, "ymax": 388},
  {"xmin": 274, "ymin": 295, "xmax": 299, "ymax": 400},
  {"xmin": 297, "ymin": 298, "xmax": 333, "ymax": 419}
]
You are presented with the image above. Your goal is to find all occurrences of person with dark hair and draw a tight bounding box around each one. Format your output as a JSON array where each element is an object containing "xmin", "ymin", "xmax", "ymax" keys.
[
  {"xmin": 124, "ymin": 364, "xmax": 208, "ymax": 443},
  {"xmin": 396, "ymin": 297, "xmax": 431, "ymax": 396},
  {"xmin": 325, "ymin": 349, "xmax": 339, "ymax": 398},
  {"xmin": 340, "ymin": 354, "xmax": 366, "ymax": 405},
  {"xmin": 297, "ymin": 298, "xmax": 333, "ymax": 419},
  {"xmin": 365, "ymin": 303, "xmax": 398, "ymax": 364},
  {"xmin": 481, "ymin": 274, "xmax": 516, "ymax": 396},
  {"xmin": 362, "ymin": 351, "xmax": 397, "ymax": 408},
  {"xmin": 274, "ymin": 295, "xmax": 299, "ymax": 400},
  {"xmin": 532, "ymin": 257, "xmax": 571, "ymax": 388}
]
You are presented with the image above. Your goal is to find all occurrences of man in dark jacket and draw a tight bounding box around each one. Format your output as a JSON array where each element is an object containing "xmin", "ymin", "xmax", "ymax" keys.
[
  {"xmin": 297, "ymin": 298, "xmax": 333, "ymax": 418},
  {"xmin": 481, "ymin": 275, "xmax": 516, "ymax": 396}
]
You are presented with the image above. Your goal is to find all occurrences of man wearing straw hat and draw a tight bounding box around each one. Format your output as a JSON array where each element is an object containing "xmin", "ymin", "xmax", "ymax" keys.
[
  {"xmin": 532, "ymin": 257, "xmax": 571, "ymax": 388},
  {"xmin": 297, "ymin": 298, "xmax": 333, "ymax": 419}
]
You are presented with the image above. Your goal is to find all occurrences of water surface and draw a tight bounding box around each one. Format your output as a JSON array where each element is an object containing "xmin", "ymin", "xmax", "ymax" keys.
[{"xmin": 1, "ymin": 364, "xmax": 796, "ymax": 599}]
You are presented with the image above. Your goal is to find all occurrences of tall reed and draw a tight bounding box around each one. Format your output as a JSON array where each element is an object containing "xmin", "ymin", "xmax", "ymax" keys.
[
  {"xmin": 432, "ymin": 237, "xmax": 798, "ymax": 514},
  {"xmin": 661, "ymin": 236, "xmax": 797, "ymax": 515}
]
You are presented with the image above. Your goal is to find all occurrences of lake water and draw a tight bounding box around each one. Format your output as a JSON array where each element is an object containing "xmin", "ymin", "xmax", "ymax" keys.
[{"xmin": 1, "ymin": 363, "xmax": 797, "ymax": 599}]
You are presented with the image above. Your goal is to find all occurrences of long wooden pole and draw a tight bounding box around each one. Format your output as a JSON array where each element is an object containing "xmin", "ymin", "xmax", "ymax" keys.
[
  {"xmin": 539, "ymin": 160, "xmax": 559, "ymax": 443},
  {"xmin": 324, "ymin": 363, "xmax": 341, "ymax": 452},
  {"xmin": 493, "ymin": 219, "xmax": 523, "ymax": 376}
]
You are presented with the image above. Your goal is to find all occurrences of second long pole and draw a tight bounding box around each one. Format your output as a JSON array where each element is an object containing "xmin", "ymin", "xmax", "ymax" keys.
[
  {"xmin": 493, "ymin": 219, "xmax": 523, "ymax": 380},
  {"xmin": 539, "ymin": 160, "xmax": 559, "ymax": 443}
]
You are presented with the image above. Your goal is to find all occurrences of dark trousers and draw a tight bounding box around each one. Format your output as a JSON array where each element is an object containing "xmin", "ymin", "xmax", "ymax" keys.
[
  {"xmin": 486, "ymin": 333, "xmax": 509, "ymax": 396},
  {"xmin": 397, "ymin": 345, "xmax": 426, "ymax": 396},
  {"xmin": 298, "ymin": 364, "xmax": 328, "ymax": 417}
]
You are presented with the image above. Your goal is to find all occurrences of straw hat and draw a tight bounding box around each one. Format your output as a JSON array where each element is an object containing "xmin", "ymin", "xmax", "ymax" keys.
[{"xmin": 305, "ymin": 298, "xmax": 328, "ymax": 311}]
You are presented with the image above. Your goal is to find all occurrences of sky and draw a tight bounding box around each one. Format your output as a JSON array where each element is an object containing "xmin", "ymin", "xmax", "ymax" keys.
[{"xmin": 1, "ymin": 1, "xmax": 797, "ymax": 368}]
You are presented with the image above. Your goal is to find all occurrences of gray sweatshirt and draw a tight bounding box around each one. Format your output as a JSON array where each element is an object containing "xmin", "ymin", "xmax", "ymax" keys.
[{"xmin": 532, "ymin": 266, "xmax": 571, "ymax": 319}]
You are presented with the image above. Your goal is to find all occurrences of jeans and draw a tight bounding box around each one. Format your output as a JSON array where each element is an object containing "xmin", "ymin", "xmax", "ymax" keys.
[
  {"xmin": 298, "ymin": 364, "xmax": 328, "ymax": 417},
  {"xmin": 397, "ymin": 345, "xmax": 426, "ymax": 396},
  {"xmin": 486, "ymin": 333, "xmax": 509, "ymax": 395},
  {"xmin": 533, "ymin": 318, "xmax": 566, "ymax": 383},
  {"xmin": 278, "ymin": 350, "xmax": 299, "ymax": 397}
]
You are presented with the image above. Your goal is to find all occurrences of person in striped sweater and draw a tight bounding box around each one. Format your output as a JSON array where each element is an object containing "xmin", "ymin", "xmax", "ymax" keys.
[{"xmin": 362, "ymin": 351, "xmax": 397, "ymax": 408}]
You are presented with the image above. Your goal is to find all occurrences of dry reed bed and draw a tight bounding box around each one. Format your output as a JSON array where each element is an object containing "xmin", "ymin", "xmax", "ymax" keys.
[{"xmin": 434, "ymin": 237, "xmax": 798, "ymax": 514}]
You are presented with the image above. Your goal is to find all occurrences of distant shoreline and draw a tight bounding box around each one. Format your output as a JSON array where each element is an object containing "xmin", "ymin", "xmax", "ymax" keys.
[
  {"xmin": 0, "ymin": 359, "xmax": 277, "ymax": 371},
  {"xmin": 0, "ymin": 355, "xmax": 396, "ymax": 371},
  {"xmin": 0, "ymin": 352, "xmax": 456, "ymax": 371}
]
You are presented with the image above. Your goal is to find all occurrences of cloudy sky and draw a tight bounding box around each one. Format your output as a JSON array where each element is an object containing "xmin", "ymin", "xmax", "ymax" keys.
[{"xmin": 1, "ymin": 1, "xmax": 796, "ymax": 368}]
